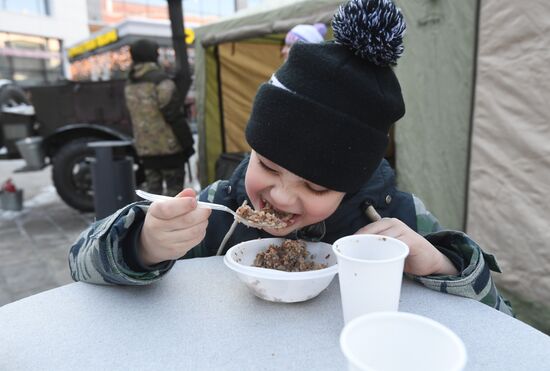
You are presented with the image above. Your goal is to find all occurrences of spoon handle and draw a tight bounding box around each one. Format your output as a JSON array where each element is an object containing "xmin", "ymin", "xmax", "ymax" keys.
[
  {"xmin": 136, "ymin": 190, "xmax": 236, "ymax": 216},
  {"xmin": 135, "ymin": 189, "xmax": 171, "ymax": 202},
  {"xmin": 197, "ymin": 201, "xmax": 235, "ymax": 215}
]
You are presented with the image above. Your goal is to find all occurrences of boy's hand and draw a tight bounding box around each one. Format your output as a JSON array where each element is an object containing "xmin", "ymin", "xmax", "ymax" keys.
[
  {"xmin": 355, "ymin": 218, "xmax": 459, "ymax": 276},
  {"xmin": 139, "ymin": 188, "xmax": 211, "ymax": 266}
]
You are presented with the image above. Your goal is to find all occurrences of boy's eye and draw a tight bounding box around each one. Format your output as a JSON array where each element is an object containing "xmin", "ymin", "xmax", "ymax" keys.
[
  {"xmin": 306, "ymin": 183, "xmax": 329, "ymax": 196},
  {"xmin": 258, "ymin": 159, "xmax": 277, "ymax": 173}
]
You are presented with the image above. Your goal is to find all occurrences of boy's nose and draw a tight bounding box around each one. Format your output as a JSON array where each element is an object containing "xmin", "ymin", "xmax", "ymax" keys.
[{"xmin": 269, "ymin": 184, "xmax": 297, "ymax": 209}]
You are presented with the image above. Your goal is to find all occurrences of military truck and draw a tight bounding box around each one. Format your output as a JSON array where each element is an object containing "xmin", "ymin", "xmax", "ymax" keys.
[{"xmin": 0, "ymin": 79, "xmax": 144, "ymax": 212}]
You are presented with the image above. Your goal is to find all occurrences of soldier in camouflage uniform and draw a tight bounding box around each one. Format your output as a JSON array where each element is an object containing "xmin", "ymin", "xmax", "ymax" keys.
[
  {"xmin": 69, "ymin": 0, "xmax": 513, "ymax": 316},
  {"xmin": 125, "ymin": 39, "xmax": 194, "ymax": 196}
]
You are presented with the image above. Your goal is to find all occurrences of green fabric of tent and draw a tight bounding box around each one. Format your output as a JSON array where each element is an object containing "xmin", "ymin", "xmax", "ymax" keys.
[{"xmin": 193, "ymin": 0, "xmax": 477, "ymax": 232}]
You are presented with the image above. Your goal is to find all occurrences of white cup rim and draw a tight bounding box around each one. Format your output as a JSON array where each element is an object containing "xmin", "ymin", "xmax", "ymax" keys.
[
  {"xmin": 332, "ymin": 234, "xmax": 409, "ymax": 264},
  {"xmin": 340, "ymin": 311, "xmax": 467, "ymax": 371}
]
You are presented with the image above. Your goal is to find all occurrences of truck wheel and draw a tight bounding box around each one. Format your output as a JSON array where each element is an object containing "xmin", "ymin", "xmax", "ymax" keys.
[{"xmin": 52, "ymin": 138, "xmax": 98, "ymax": 212}]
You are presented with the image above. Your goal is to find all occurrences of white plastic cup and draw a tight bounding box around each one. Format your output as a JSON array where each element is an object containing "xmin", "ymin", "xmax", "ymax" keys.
[
  {"xmin": 340, "ymin": 312, "xmax": 467, "ymax": 371},
  {"xmin": 333, "ymin": 234, "xmax": 409, "ymax": 323}
]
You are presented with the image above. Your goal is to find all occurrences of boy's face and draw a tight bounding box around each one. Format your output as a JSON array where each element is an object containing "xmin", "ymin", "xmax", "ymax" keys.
[{"xmin": 245, "ymin": 151, "xmax": 345, "ymax": 236}]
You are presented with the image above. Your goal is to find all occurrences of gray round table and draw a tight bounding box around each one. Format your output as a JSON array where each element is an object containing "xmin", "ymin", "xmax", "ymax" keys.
[{"xmin": 1, "ymin": 257, "xmax": 549, "ymax": 370}]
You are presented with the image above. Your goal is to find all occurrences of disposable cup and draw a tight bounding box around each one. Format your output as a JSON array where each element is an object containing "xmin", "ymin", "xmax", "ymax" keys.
[
  {"xmin": 340, "ymin": 311, "xmax": 467, "ymax": 371},
  {"xmin": 333, "ymin": 234, "xmax": 409, "ymax": 323}
]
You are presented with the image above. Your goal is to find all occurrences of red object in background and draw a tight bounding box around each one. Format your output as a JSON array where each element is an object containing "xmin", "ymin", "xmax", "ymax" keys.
[{"xmin": 2, "ymin": 179, "xmax": 17, "ymax": 193}]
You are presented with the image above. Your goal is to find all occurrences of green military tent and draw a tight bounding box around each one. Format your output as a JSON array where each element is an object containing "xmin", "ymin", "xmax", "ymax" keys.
[{"xmin": 193, "ymin": 0, "xmax": 550, "ymax": 315}]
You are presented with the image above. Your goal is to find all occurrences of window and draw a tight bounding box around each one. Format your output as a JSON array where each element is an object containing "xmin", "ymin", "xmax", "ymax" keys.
[
  {"xmin": 0, "ymin": 32, "xmax": 62, "ymax": 85},
  {"xmin": 110, "ymin": 0, "xmax": 167, "ymax": 19},
  {"xmin": 182, "ymin": 0, "xmax": 235, "ymax": 17},
  {"xmin": 0, "ymin": 0, "xmax": 50, "ymax": 16}
]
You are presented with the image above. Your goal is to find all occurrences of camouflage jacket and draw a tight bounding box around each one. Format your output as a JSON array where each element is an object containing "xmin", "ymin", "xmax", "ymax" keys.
[
  {"xmin": 125, "ymin": 62, "xmax": 193, "ymax": 158},
  {"xmin": 69, "ymin": 159, "xmax": 513, "ymax": 316}
]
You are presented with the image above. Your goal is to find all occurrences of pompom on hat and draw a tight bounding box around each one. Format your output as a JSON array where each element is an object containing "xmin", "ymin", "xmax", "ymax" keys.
[{"xmin": 246, "ymin": 0, "xmax": 406, "ymax": 193}]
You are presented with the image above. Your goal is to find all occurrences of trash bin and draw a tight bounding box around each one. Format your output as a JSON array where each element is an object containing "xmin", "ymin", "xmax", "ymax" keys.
[
  {"xmin": 88, "ymin": 140, "xmax": 136, "ymax": 219},
  {"xmin": 16, "ymin": 136, "xmax": 45, "ymax": 170},
  {"xmin": 0, "ymin": 111, "xmax": 34, "ymax": 156},
  {"xmin": 0, "ymin": 189, "xmax": 23, "ymax": 211}
]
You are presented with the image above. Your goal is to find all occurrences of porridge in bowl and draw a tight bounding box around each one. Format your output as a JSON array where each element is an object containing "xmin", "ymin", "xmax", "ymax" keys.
[{"xmin": 254, "ymin": 239, "xmax": 328, "ymax": 272}]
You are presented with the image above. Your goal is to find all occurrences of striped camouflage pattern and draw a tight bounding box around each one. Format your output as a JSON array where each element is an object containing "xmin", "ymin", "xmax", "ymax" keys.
[
  {"xmin": 144, "ymin": 168, "xmax": 184, "ymax": 196},
  {"xmin": 410, "ymin": 196, "xmax": 514, "ymax": 316},
  {"xmin": 68, "ymin": 193, "xmax": 513, "ymax": 316},
  {"xmin": 68, "ymin": 202, "xmax": 173, "ymax": 285},
  {"xmin": 125, "ymin": 62, "xmax": 183, "ymax": 157},
  {"xmin": 407, "ymin": 232, "xmax": 514, "ymax": 316}
]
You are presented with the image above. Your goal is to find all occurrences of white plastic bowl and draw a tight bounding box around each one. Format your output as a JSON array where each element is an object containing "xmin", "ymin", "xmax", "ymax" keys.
[{"xmin": 224, "ymin": 238, "xmax": 338, "ymax": 303}]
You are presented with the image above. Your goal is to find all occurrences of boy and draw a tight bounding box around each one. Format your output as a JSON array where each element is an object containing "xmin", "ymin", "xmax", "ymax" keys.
[{"xmin": 69, "ymin": 0, "xmax": 513, "ymax": 316}]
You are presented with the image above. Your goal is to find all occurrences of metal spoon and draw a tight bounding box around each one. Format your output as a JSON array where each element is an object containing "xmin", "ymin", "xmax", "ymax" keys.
[{"xmin": 135, "ymin": 189, "xmax": 268, "ymax": 229}]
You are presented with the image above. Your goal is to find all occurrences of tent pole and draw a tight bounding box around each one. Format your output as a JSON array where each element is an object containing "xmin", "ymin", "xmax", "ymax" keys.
[
  {"xmin": 214, "ymin": 45, "xmax": 226, "ymax": 153},
  {"xmin": 463, "ymin": 0, "xmax": 482, "ymax": 232}
]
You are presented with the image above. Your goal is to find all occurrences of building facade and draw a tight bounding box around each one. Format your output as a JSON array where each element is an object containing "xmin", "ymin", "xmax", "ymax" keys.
[
  {"xmin": 0, "ymin": 0, "xmax": 89, "ymax": 86},
  {"xmin": 0, "ymin": 0, "xmax": 270, "ymax": 86},
  {"xmin": 69, "ymin": 0, "xmax": 249, "ymax": 82}
]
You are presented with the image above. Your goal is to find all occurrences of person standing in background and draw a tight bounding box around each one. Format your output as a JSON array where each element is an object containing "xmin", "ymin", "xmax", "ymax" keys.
[
  {"xmin": 125, "ymin": 39, "xmax": 195, "ymax": 196},
  {"xmin": 281, "ymin": 23, "xmax": 328, "ymax": 60}
]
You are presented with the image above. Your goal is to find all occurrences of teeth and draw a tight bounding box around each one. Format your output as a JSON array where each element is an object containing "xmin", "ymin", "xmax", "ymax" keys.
[{"xmin": 261, "ymin": 198, "xmax": 294, "ymax": 221}]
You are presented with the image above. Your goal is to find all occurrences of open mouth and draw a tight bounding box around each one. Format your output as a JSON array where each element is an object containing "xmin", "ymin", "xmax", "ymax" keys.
[
  {"xmin": 261, "ymin": 199, "xmax": 295, "ymax": 226},
  {"xmin": 236, "ymin": 199, "xmax": 295, "ymax": 229}
]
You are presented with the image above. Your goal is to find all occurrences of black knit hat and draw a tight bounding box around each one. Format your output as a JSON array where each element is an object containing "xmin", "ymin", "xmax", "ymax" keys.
[
  {"xmin": 246, "ymin": 0, "xmax": 406, "ymax": 193},
  {"xmin": 129, "ymin": 39, "xmax": 159, "ymax": 63}
]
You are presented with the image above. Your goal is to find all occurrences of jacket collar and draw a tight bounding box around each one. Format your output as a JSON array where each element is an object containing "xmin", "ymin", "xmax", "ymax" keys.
[{"xmin": 128, "ymin": 62, "xmax": 159, "ymax": 81}]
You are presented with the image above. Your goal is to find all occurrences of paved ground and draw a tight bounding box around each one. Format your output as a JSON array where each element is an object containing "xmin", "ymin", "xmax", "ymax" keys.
[
  {"xmin": 0, "ymin": 153, "xmax": 200, "ymax": 307},
  {"xmin": 0, "ymin": 160, "xmax": 94, "ymax": 306}
]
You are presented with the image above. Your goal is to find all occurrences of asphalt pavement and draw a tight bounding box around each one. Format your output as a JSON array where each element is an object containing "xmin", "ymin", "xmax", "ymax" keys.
[
  {"xmin": 0, "ymin": 153, "xmax": 201, "ymax": 307},
  {"xmin": 0, "ymin": 159, "xmax": 94, "ymax": 306}
]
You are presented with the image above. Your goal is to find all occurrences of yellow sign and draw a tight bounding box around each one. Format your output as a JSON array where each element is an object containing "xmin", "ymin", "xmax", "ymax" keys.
[
  {"xmin": 185, "ymin": 28, "xmax": 195, "ymax": 45},
  {"xmin": 68, "ymin": 27, "xmax": 194, "ymax": 59},
  {"xmin": 68, "ymin": 29, "xmax": 118, "ymax": 59},
  {"xmin": 96, "ymin": 29, "xmax": 118, "ymax": 47}
]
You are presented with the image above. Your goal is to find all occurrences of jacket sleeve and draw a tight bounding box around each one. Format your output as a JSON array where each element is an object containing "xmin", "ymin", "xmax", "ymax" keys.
[
  {"xmin": 68, "ymin": 201, "xmax": 175, "ymax": 285},
  {"xmin": 408, "ymin": 195, "xmax": 514, "ymax": 317}
]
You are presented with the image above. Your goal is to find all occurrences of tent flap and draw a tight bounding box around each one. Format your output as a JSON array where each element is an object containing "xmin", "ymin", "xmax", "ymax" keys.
[{"xmin": 467, "ymin": 0, "xmax": 550, "ymax": 306}]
